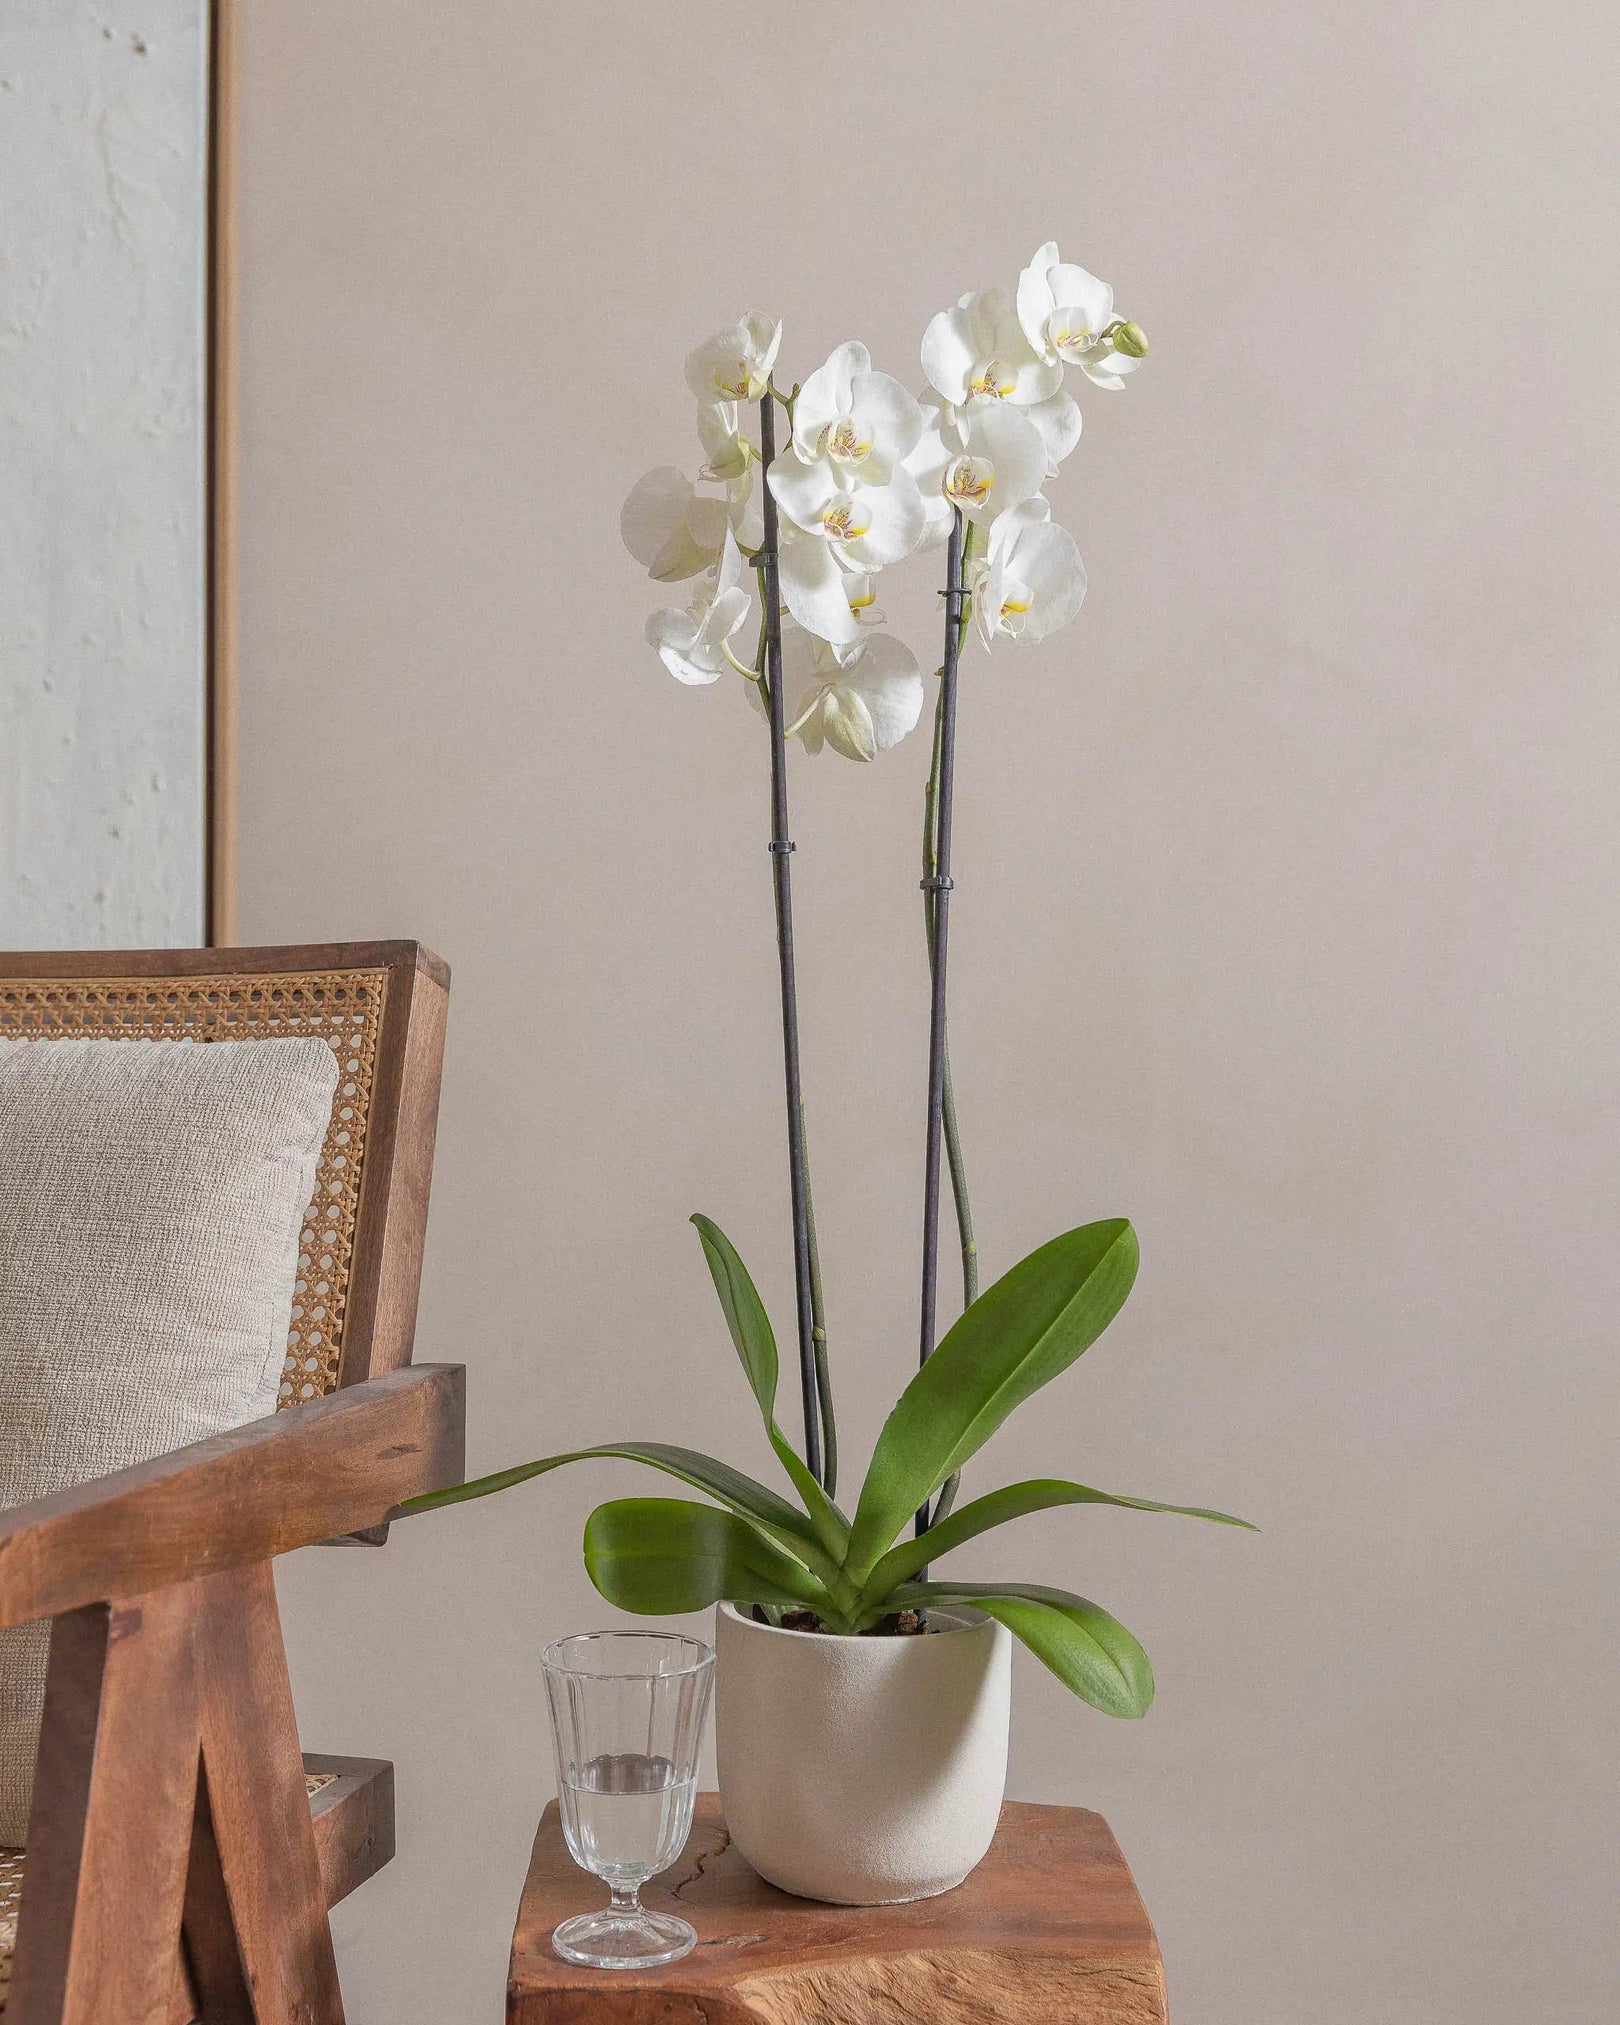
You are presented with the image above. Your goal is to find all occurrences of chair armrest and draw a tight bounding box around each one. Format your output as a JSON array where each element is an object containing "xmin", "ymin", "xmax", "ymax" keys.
[{"xmin": 0, "ymin": 1364, "xmax": 464, "ymax": 1630}]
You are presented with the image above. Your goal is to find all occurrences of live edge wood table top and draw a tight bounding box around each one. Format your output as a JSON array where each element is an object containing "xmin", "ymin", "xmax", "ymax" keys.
[{"xmin": 509, "ymin": 1795, "xmax": 1168, "ymax": 2024}]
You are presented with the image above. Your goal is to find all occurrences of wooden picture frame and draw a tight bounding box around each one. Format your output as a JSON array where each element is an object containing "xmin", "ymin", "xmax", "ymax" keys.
[{"xmin": 206, "ymin": 0, "xmax": 239, "ymax": 948}]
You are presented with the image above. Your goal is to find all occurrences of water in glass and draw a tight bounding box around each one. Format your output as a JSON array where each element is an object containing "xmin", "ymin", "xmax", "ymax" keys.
[{"xmin": 561, "ymin": 1753, "xmax": 698, "ymax": 1885}]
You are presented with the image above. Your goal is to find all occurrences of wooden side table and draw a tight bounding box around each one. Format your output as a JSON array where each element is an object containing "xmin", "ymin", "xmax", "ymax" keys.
[{"xmin": 509, "ymin": 1794, "xmax": 1167, "ymax": 2023}]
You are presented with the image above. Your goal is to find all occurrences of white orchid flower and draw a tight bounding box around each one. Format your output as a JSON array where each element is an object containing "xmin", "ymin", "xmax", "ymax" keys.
[
  {"xmin": 696, "ymin": 399, "xmax": 751, "ymax": 483},
  {"xmin": 645, "ymin": 533, "xmax": 753, "ymax": 685},
  {"xmin": 752, "ymin": 622, "xmax": 923, "ymax": 761},
  {"xmin": 621, "ymin": 466, "xmax": 730, "ymax": 581},
  {"xmin": 769, "ymin": 459, "xmax": 926, "ymax": 643},
  {"xmin": 906, "ymin": 399, "xmax": 1048, "ymax": 548},
  {"xmin": 967, "ymin": 498, "xmax": 1087, "ymax": 649},
  {"xmin": 685, "ymin": 313, "xmax": 783, "ymax": 405},
  {"xmin": 1016, "ymin": 242, "xmax": 1147, "ymax": 391},
  {"xmin": 921, "ymin": 286, "xmax": 1063, "ymax": 410},
  {"xmin": 791, "ymin": 341, "xmax": 923, "ymax": 489},
  {"xmin": 921, "ymin": 285, "xmax": 1081, "ymax": 474}
]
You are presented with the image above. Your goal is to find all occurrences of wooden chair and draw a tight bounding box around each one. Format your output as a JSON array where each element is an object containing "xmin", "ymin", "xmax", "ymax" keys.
[{"xmin": 0, "ymin": 943, "xmax": 465, "ymax": 2025}]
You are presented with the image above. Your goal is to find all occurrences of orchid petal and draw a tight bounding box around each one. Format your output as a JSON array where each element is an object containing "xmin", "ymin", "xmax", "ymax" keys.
[
  {"xmin": 778, "ymin": 525, "xmax": 860, "ymax": 642},
  {"xmin": 1015, "ymin": 243, "xmax": 1060, "ymax": 356},
  {"xmin": 618, "ymin": 468, "xmax": 679, "ymax": 568},
  {"xmin": 1015, "ymin": 520, "xmax": 1087, "ymax": 640},
  {"xmin": 697, "ymin": 399, "xmax": 749, "ymax": 482},
  {"xmin": 768, "ymin": 452, "xmax": 840, "ymax": 533},
  {"xmin": 726, "ymin": 469, "xmax": 764, "ymax": 552},
  {"xmin": 921, "ymin": 303, "xmax": 978, "ymax": 404},
  {"xmin": 1025, "ymin": 388, "xmax": 1083, "ymax": 473},
  {"xmin": 836, "ymin": 633, "xmax": 924, "ymax": 751},
  {"xmin": 816, "ymin": 687, "xmax": 877, "ymax": 761},
  {"xmin": 1079, "ymin": 346, "xmax": 1144, "ymax": 390},
  {"xmin": 622, "ymin": 467, "xmax": 719, "ymax": 580}
]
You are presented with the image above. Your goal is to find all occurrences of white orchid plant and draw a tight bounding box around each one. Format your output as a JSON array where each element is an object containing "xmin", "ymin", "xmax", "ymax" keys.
[{"xmin": 406, "ymin": 245, "xmax": 1251, "ymax": 1722}]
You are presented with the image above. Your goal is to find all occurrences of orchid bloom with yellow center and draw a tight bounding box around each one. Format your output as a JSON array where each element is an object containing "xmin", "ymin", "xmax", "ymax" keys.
[
  {"xmin": 967, "ymin": 362, "xmax": 1020, "ymax": 400},
  {"xmin": 684, "ymin": 313, "xmax": 783, "ymax": 406},
  {"xmin": 790, "ymin": 341, "xmax": 924, "ymax": 491},
  {"xmin": 820, "ymin": 501, "xmax": 865, "ymax": 543},
  {"xmin": 1016, "ymin": 242, "xmax": 1148, "ymax": 392},
  {"xmin": 904, "ymin": 399, "xmax": 1048, "ymax": 548},
  {"xmin": 967, "ymin": 497, "xmax": 1087, "ymax": 649},
  {"xmin": 948, "ymin": 458, "xmax": 995, "ymax": 506}
]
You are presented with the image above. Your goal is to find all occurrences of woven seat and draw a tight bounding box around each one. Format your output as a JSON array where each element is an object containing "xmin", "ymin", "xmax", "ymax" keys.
[{"xmin": 0, "ymin": 1779, "xmax": 341, "ymax": 2014}]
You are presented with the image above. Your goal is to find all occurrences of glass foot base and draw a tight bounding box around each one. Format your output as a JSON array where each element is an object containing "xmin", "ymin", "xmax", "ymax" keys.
[{"xmin": 552, "ymin": 1907, "xmax": 698, "ymax": 1970}]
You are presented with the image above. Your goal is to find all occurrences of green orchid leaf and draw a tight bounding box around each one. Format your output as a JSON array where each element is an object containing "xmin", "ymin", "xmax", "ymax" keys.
[
  {"xmin": 690, "ymin": 1213, "xmax": 848, "ymax": 1557},
  {"xmin": 393, "ymin": 1441, "xmax": 821, "ymax": 1565},
  {"xmin": 863, "ymin": 1477, "xmax": 1256, "ymax": 1602},
  {"xmin": 846, "ymin": 1220, "xmax": 1140, "ymax": 1579},
  {"xmin": 584, "ymin": 1498, "xmax": 830, "ymax": 1615},
  {"xmin": 893, "ymin": 1580, "xmax": 1154, "ymax": 1719}
]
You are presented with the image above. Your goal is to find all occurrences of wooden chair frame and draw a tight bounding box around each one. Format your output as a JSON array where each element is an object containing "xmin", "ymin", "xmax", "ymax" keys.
[{"xmin": 0, "ymin": 943, "xmax": 465, "ymax": 2024}]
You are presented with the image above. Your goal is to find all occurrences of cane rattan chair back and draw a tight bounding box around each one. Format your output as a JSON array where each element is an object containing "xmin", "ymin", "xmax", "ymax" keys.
[
  {"xmin": 0, "ymin": 941, "xmax": 448, "ymax": 1406},
  {"xmin": 0, "ymin": 940, "xmax": 457, "ymax": 2023}
]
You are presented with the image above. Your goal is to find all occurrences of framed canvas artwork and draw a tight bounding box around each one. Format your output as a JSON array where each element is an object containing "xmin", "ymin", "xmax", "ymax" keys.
[{"xmin": 0, "ymin": 2, "xmax": 236, "ymax": 948}]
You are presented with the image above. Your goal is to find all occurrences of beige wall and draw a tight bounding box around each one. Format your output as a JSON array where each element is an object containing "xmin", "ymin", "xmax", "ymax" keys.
[{"xmin": 237, "ymin": 4, "xmax": 1619, "ymax": 2019}]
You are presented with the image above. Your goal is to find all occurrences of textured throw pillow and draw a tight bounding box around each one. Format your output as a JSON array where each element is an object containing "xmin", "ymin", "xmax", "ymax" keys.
[{"xmin": 0, "ymin": 1037, "xmax": 339, "ymax": 1843}]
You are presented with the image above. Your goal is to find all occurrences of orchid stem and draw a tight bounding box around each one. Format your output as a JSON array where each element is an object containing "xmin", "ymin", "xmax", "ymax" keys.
[
  {"xmin": 757, "ymin": 394, "xmax": 829, "ymax": 1490},
  {"xmin": 914, "ymin": 508, "xmax": 972, "ymax": 1548},
  {"xmin": 919, "ymin": 523, "xmax": 979, "ymax": 1535},
  {"xmin": 801, "ymin": 1100, "xmax": 837, "ymax": 1499}
]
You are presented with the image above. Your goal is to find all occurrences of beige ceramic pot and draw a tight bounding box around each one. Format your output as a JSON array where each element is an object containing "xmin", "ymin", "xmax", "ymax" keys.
[{"xmin": 713, "ymin": 1600, "xmax": 1012, "ymax": 1905}]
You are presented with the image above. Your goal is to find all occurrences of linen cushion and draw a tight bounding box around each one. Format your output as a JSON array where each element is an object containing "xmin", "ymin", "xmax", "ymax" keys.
[{"xmin": 0, "ymin": 1037, "xmax": 339, "ymax": 1842}]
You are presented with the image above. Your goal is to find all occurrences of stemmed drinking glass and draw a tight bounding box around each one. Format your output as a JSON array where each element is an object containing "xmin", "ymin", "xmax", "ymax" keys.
[{"xmin": 542, "ymin": 1630, "xmax": 715, "ymax": 1969}]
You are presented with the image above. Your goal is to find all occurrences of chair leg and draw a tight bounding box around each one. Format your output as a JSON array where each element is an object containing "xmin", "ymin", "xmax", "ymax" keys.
[
  {"xmin": 191, "ymin": 1562, "xmax": 344, "ymax": 2025},
  {"xmin": 7, "ymin": 1590, "xmax": 202, "ymax": 2025},
  {"xmin": 182, "ymin": 1759, "xmax": 255, "ymax": 2025},
  {"xmin": 10, "ymin": 1565, "xmax": 346, "ymax": 2025}
]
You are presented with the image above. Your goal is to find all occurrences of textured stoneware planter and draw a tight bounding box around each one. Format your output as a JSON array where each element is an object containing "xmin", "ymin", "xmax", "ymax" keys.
[{"xmin": 713, "ymin": 1600, "xmax": 1012, "ymax": 1904}]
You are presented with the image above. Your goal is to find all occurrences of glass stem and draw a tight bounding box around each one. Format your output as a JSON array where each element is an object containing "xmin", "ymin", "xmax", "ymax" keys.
[{"xmin": 608, "ymin": 1883, "xmax": 641, "ymax": 1913}]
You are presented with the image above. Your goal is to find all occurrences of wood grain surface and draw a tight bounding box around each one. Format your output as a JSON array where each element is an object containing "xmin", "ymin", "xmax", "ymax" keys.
[
  {"xmin": 0, "ymin": 1363, "xmax": 465, "ymax": 1632},
  {"xmin": 509, "ymin": 1795, "xmax": 1168, "ymax": 2024}
]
